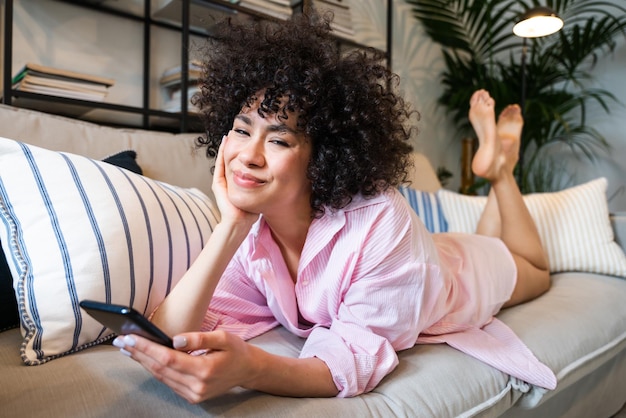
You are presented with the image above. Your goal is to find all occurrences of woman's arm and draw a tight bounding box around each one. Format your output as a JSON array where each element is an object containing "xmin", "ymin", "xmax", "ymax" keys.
[
  {"xmin": 150, "ymin": 136, "xmax": 259, "ymax": 336},
  {"xmin": 114, "ymin": 331, "xmax": 338, "ymax": 403},
  {"xmin": 149, "ymin": 222, "xmax": 251, "ymax": 335},
  {"xmin": 243, "ymin": 343, "xmax": 338, "ymax": 398}
]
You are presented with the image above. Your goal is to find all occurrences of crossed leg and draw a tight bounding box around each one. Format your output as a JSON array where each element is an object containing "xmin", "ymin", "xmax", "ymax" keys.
[
  {"xmin": 475, "ymin": 104, "xmax": 523, "ymax": 237},
  {"xmin": 468, "ymin": 89, "xmax": 550, "ymax": 307}
]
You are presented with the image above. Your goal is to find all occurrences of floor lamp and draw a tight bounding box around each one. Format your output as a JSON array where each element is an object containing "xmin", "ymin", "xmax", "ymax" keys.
[{"xmin": 512, "ymin": 6, "xmax": 563, "ymax": 185}]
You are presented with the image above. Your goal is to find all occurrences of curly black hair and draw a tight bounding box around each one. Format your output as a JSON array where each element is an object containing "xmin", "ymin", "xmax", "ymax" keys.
[{"xmin": 194, "ymin": 12, "xmax": 417, "ymax": 217}]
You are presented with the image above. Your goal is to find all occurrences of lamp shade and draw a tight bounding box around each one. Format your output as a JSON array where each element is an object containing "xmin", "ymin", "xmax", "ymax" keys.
[{"xmin": 513, "ymin": 6, "xmax": 563, "ymax": 38}]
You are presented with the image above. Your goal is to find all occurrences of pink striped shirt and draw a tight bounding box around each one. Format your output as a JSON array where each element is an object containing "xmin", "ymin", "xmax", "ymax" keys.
[{"xmin": 201, "ymin": 189, "xmax": 556, "ymax": 397}]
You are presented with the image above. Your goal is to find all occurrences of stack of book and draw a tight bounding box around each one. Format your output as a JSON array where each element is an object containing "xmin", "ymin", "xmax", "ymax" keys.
[
  {"xmin": 152, "ymin": 0, "xmax": 240, "ymax": 33},
  {"xmin": 238, "ymin": 0, "xmax": 303, "ymax": 21},
  {"xmin": 11, "ymin": 63, "xmax": 115, "ymax": 102},
  {"xmin": 160, "ymin": 61, "xmax": 203, "ymax": 114},
  {"xmin": 311, "ymin": 0, "xmax": 354, "ymax": 40}
]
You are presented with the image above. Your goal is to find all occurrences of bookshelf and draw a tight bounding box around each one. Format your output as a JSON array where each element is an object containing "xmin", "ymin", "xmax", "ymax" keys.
[{"xmin": 2, "ymin": 0, "xmax": 392, "ymax": 133}]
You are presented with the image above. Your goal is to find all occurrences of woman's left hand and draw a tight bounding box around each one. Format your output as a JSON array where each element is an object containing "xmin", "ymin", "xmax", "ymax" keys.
[
  {"xmin": 113, "ymin": 330, "xmax": 258, "ymax": 403},
  {"xmin": 212, "ymin": 134, "xmax": 259, "ymax": 229}
]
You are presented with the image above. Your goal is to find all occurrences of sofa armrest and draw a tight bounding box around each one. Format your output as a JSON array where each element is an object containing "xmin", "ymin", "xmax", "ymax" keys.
[{"xmin": 611, "ymin": 213, "xmax": 626, "ymax": 251}]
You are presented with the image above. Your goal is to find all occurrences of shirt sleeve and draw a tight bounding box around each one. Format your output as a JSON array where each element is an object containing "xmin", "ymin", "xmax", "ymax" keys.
[
  {"xmin": 300, "ymin": 193, "xmax": 443, "ymax": 397},
  {"xmin": 201, "ymin": 256, "xmax": 279, "ymax": 341}
]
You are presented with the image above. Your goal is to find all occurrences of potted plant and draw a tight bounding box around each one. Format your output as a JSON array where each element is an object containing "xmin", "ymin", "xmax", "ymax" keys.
[{"xmin": 405, "ymin": 0, "xmax": 626, "ymax": 193}]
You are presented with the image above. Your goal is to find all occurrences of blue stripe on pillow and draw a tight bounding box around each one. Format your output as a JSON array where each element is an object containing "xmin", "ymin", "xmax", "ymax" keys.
[
  {"xmin": 398, "ymin": 186, "xmax": 448, "ymax": 234},
  {"xmin": 162, "ymin": 183, "xmax": 210, "ymax": 246},
  {"xmin": 433, "ymin": 194, "xmax": 448, "ymax": 233},
  {"xmin": 138, "ymin": 176, "xmax": 176, "ymax": 311},
  {"xmin": 171, "ymin": 195, "xmax": 192, "ymax": 266},
  {"xmin": 65, "ymin": 156, "xmax": 112, "ymax": 300},
  {"xmin": 92, "ymin": 161, "xmax": 136, "ymax": 307},
  {"xmin": 64, "ymin": 155, "xmax": 117, "ymax": 348},
  {"xmin": 163, "ymin": 186, "xmax": 205, "ymax": 263},
  {"xmin": 121, "ymin": 173, "xmax": 156, "ymax": 314},
  {"xmin": 21, "ymin": 142, "xmax": 72, "ymax": 355},
  {"xmin": 185, "ymin": 187, "xmax": 219, "ymax": 232}
]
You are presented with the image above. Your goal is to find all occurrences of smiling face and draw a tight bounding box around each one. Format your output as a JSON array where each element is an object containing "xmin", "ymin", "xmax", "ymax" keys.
[{"xmin": 223, "ymin": 95, "xmax": 313, "ymax": 221}]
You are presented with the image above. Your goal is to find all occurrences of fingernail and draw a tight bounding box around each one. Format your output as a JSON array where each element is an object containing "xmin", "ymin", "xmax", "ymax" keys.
[
  {"xmin": 120, "ymin": 348, "xmax": 132, "ymax": 357},
  {"xmin": 173, "ymin": 336, "xmax": 187, "ymax": 349},
  {"xmin": 123, "ymin": 335, "xmax": 136, "ymax": 347},
  {"xmin": 112, "ymin": 336, "xmax": 125, "ymax": 348}
]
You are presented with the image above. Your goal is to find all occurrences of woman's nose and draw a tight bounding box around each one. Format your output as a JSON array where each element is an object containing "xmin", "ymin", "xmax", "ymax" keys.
[{"xmin": 238, "ymin": 137, "xmax": 265, "ymax": 167}]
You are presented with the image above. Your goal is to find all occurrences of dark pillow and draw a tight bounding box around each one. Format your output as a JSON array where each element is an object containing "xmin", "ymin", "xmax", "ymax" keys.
[
  {"xmin": 0, "ymin": 240, "xmax": 18, "ymax": 331},
  {"xmin": 102, "ymin": 150, "xmax": 143, "ymax": 175},
  {"xmin": 0, "ymin": 150, "xmax": 144, "ymax": 332}
]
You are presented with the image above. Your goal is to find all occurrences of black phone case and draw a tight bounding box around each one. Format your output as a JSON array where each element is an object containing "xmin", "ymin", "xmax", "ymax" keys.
[{"xmin": 79, "ymin": 300, "xmax": 173, "ymax": 347}]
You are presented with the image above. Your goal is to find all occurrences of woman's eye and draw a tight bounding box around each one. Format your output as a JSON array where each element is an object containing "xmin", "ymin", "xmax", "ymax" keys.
[
  {"xmin": 233, "ymin": 128, "xmax": 249, "ymax": 136},
  {"xmin": 270, "ymin": 139, "xmax": 290, "ymax": 147}
]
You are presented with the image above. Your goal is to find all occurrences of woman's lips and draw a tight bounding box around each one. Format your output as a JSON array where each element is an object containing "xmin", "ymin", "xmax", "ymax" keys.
[{"xmin": 232, "ymin": 170, "xmax": 266, "ymax": 188}]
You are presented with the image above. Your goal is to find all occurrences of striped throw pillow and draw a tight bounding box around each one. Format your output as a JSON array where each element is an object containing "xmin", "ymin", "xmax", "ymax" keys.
[
  {"xmin": 0, "ymin": 137, "xmax": 219, "ymax": 364},
  {"xmin": 438, "ymin": 178, "xmax": 626, "ymax": 276},
  {"xmin": 398, "ymin": 186, "xmax": 448, "ymax": 233}
]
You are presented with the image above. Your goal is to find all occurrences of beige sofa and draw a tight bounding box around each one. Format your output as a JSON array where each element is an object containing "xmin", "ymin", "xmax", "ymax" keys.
[{"xmin": 1, "ymin": 104, "xmax": 625, "ymax": 418}]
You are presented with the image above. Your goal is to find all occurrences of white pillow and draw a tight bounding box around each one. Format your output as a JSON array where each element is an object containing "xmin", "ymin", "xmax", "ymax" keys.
[
  {"xmin": 0, "ymin": 137, "xmax": 219, "ymax": 365},
  {"xmin": 437, "ymin": 178, "xmax": 626, "ymax": 276}
]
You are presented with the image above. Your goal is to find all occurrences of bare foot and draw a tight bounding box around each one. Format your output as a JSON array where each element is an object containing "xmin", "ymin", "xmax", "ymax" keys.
[
  {"xmin": 497, "ymin": 104, "xmax": 523, "ymax": 172},
  {"xmin": 469, "ymin": 89, "xmax": 503, "ymax": 180}
]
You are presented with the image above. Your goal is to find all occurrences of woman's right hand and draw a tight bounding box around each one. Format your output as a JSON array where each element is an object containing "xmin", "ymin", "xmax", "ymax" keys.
[{"xmin": 212, "ymin": 134, "xmax": 259, "ymax": 229}]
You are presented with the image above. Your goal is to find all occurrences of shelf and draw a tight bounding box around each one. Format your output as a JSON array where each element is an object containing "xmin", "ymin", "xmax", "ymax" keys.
[
  {"xmin": 6, "ymin": 90, "xmax": 203, "ymax": 132},
  {"xmin": 58, "ymin": 0, "xmax": 246, "ymax": 37},
  {"xmin": 2, "ymin": 0, "xmax": 390, "ymax": 132},
  {"xmin": 2, "ymin": 0, "xmax": 199, "ymax": 132},
  {"xmin": 8, "ymin": 90, "xmax": 173, "ymax": 118}
]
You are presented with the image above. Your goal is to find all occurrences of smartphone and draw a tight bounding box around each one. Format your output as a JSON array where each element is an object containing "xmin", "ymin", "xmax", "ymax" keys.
[{"xmin": 79, "ymin": 300, "xmax": 173, "ymax": 347}]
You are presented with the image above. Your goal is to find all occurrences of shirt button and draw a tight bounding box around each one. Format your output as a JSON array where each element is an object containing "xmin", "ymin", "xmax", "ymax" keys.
[{"xmin": 301, "ymin": 278, "xmax": 309, "ymax": 286}]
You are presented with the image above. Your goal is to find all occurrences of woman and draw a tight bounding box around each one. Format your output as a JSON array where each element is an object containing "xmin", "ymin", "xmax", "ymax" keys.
[{"xmin": 113, "ymin": 13, "xmax": 556, "ymax": 402}]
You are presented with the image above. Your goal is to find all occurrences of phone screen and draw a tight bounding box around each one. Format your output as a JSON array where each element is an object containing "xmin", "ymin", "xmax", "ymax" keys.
[{"xmin": 79, "ymin": 300, "xmax": 173, "ymax": 347}]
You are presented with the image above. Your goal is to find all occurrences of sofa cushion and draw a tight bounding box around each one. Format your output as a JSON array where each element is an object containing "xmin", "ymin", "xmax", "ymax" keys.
[
  {"xmin": 498, "ymin": 272, "xmax": 626, "ymax": 408},
  {"xmin": 438, "ymin": 178, "xmax": 626, "ymax": 276},
  {"xmin": 0, "ymin": 325, "xmax": 518, "ymax": 418},
  {"xmin": 0, "ymin": 137, "xmax": 219, "ymax": 364},
  {"xmin": 404, "ymin": 151, "xmax": 442, "ymax": 192},
  {"xmin": 0, "ymin": 104, "xmax": 213, "ymax": 198},
  {"xmin": 3, "ymin": 275, "xmax": 626, "ymax": 417}
]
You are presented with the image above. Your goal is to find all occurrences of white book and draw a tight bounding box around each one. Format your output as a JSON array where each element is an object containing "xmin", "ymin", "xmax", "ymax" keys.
[
  {"xmin": 14, "ymin": 83, "xmax": 107, "ymax": 102},
  {"xmin": 20, "ymin": 74, "xmax": 110, "ymax": 94},
  {"xmin": 312, "ymin": 0, "xmax": 353, "ymax": 30},
  {"xmin": 153, "ymin": 0, "xmax": 238, "ymax": 31},
  {"xmin": 315, "ymin": 0, "xmax": 349, "ymax": 7},
  {"xmin": 267, "ymin": 0, "xmax": 302, "ymax": 6},
  {"xmin": 162, "ymin": 85, "xmax": 201, "ymax": 113},
  {"xmin": 160, "ymin": 60, "xmax": 203, "ymax": 79},
  {"xmin": 238, "ymin": 0, "xmax": 294, "ymax": 19},
  {"xmin": 12, "ymin": 62, "xmax": 115, "ymax": 86}
]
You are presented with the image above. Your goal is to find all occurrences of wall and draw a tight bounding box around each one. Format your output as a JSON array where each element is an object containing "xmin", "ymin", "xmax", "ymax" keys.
[
  {"xmin": 560, "ymin": 37, "xmax": 626, "ymax": 211},
  {"xmin": 2, "ymin": 0, "xmax": 625, "ymax": 210}
]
